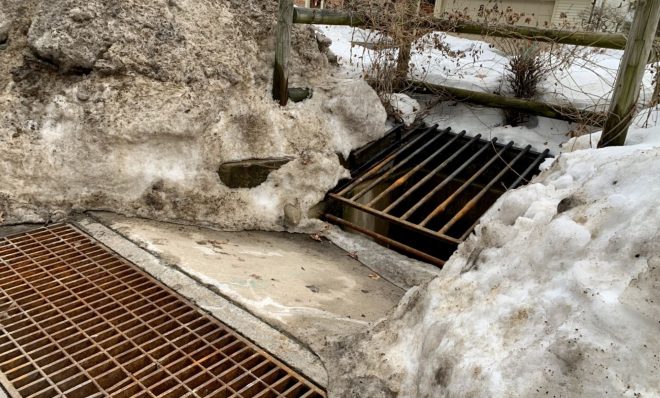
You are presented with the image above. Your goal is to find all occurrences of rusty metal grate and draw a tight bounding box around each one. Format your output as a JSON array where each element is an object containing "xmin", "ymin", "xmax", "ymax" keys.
[
  {"xmin": 326, "ymin": 124, "xmax": 551, "ymax": 267},
  {"xmin": 0, "ymin": 224, "xmax": 325, "ymax": 398}
]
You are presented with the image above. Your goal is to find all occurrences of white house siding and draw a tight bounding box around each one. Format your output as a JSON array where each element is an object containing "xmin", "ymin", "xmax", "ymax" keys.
[
  {"xmin": 550, "ymin": 0, "xmax": 593, "ymax": 25},
  {"xmin": 434, "ymin": 0, "xmax": 593, "ymax": 27}
]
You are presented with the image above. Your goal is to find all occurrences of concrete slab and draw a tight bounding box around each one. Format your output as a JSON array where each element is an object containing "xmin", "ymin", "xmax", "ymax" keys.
[
  {"xmin": 87, "ymin": 212, "xmax": 405, "ymax": 352},
  {"xmin": 73, "ymin": 218, "xmax": 329, "ymax": 387},
  {"xmin": 0, "ymin": 224, "xmax": 44, "ymax": 238}
]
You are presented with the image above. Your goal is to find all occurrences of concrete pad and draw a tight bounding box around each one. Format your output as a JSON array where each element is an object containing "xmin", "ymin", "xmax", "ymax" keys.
[
  {"xmin": 74, "ymin": 217, "xmax": 328, "ymax": 387},
  {"xmin": 87, "ymin": 212, "xmax": 405, "ymax": 352},
  {"xmin": 0, "ymin": 224, "xmax": 44, "ymax": 238}
]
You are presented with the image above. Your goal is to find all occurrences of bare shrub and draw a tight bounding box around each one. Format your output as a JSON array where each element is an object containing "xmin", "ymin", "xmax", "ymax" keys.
[
  {"xmin": 502, "ymin": 44, "xmax": 546, "ymax": 125},
  {"xmin": 341, "ymin": 1, "xmax": 606, "ymax": 131},
  {"xmin": 505, "ymin": 46, "xmax": 545, "ymax": 99},
  {"xmin": 579, "ymin": 1, "xmax": 631, "ymax": 33}
]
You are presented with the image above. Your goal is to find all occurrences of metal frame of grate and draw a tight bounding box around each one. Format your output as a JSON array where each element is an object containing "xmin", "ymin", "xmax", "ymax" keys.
[
  {"xmin": 326, "ymin": 124, "xmax": 551, "ymax": 267},
  {"xmin": 0, "ymin": 224, "xmax": 325, "ymax": 398}
]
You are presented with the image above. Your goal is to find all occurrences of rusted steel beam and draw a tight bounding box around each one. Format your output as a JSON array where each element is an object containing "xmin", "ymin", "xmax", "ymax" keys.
[
  {"xmin": 383, "ymin": 133, "xmax": 483, "ymax": 214},
  {"xmin": 324, "ymin": 214, "xmax": 446, "ymax": 267},
  {"xmin": 438, "ymin": 145, "xmax": 531, "ymax": 234},
  {"xmin": 328, "ymin": 193, "xmax": 462, "ymax": 245},
  {"xmin": 418, "ymin": 141, "xmax": 515, "ymax": 226},
  {"xmin": 366, "ymin": 131, "xmax": 466, "ymax": 207}
]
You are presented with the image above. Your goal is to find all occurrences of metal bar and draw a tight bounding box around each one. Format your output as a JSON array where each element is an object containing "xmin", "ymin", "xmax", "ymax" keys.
[
  {"xmin": 336, "ymin": 124, "xmax": 438, "ymax": 196},
  {"xmin": 401, "ymin": 139, "xmax": 502, "ymax": 221},
  {"xmin": 508, "ymin": 149, "xmax": 550, "ymax": 190},
  {"xmin": 324, "ymin": 214, "xmax": 445, "ymax": 267},
  {"xmin": 438, "ymin": 145, "xmax": 531, "ymax": 234},
  {"xmin": 347, "ymin": 125, "xmax": 408, "ymax": 178},
  {"xmin": 327, "ymin": 193, "xmax": 461, "ymax": 245},
  {"xmin": 382, "ymin": 133, "xmax": 482, "ymax": 213},
  {"xmin": 419, "ymin": 141, "xmax": 515, "ymax": 227},
  {"xmin": 350, "ymin": 127, "xmax": 450, "ymax": 201},
  {"xmin": 458, "ymin": 149, "xmax": 550, "ymax": 241},
  {"xmin": 366, "ymin": 131, "xmax": 467, "ymax": 208},
  {"xmin": 0, "ymin": 225, "xmax": 325, "ymax": 398},
  {"xmin": 350, "ymin": 123, "xmax": 403, "ymax": 159}
]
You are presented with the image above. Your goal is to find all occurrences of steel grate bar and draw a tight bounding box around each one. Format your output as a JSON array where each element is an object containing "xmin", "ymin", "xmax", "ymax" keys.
[
  {"xmin": 350, "ymin": 127, "xmax": 450, "ymax": 201},
  {"xmin": 382, "ymin": 133, "xmax": 484, "ymax": 214},
  {"xmin": 336, "ymin": 124, "xmax": 438, "ymax": 196},
  {"xmin": 327, "ymin": 193, "xmax": 462, "ymax": 245},
  {"xmin": 418, "ymin": 141, "xmax": 516, "ymax": 227},
  {"xmin": 508, "ymin": 148, "xmax": 551, "ymax": 190},
  {"xmin": 458, "ymin": 148, "xmax": 551, "ymax": 241},
  {"xmin": 400, "ymin": 138, "xmax": 500, "ymax": 221},
  {"xmin": 437, "ymin": 145, "xmax": 532, "ymax": 234},
  {"xmin": 0, "ymin": 224, "xmax": 325, "ymax": 398},
  {"xmin": 366, "ymin": 131, "xmax": 467, "ymax": 208},
  {"xmin": 326, "ymin": 124, "xmax": 552, "ymax": 267}
]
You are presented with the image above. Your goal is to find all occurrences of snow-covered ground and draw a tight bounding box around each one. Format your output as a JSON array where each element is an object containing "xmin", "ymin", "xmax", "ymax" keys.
[
  {"xmin": 317, "ymin": 26, "xmax": 655, "ymax": 109},
  {"xmin": 316, "ymin": 24, "xmax": 660, "ymax": 397},
  {"xmin": 315, "ymin": 25, "xmax": 656, "ymax": 154}
]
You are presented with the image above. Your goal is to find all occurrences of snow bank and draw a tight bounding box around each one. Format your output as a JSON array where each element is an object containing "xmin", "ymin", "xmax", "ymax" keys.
[
  {"xmin": 326, "ymin": 112, "xmax": 660, "ymax": 396},
  {"xmin": 0, "ymin": 0, "xmax": 388, "ymax": 230},
  {"xmin": 422, "ymin": 101, "xmax": 575, "ymax": 153},
  {"xmin": 385, "ymin": 93, "xmax": 419, "ymax": 126}
]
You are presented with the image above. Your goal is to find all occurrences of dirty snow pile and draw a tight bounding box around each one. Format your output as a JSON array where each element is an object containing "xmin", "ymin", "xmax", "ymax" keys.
[
  {"xmin": 326, "ymin": 108, "xmax": 660, "ymax": 397},
  {"xmin": 0, "ymin": 0, "xmax": 387, "ymax": 230}
]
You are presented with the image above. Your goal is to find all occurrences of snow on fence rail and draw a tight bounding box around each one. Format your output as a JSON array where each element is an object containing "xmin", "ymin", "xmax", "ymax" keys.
[{"xmin": 273, "ymin": 1, "xmax": 660, "ymax": 147}]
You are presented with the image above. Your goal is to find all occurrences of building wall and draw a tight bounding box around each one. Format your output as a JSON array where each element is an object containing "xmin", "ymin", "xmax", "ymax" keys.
[
  {"xmin": 434, "ymin": 0, "xmax": 593, "ymax": 26},
  {"xmin": 293, "ymin": 0, "xmax": 345, "ymax": 8},
  {"xmin": 550, "ymin": 0, "xmax": 592, "ymax": 25}
]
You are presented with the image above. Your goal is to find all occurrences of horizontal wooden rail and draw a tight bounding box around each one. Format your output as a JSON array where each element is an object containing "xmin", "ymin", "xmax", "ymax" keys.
[
  {"xmin": 408, "ymin": 80, "xmax": 608, "ymax": 126},
  {"xmin": 293, "ymin": 7, "xmax": 660, "ymax": 50}
]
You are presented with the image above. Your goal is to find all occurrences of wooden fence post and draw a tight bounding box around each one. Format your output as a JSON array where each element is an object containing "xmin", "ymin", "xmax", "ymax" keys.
[
  {"xmin": 598, "ymin": 0, "xmax": 660, "ymax": 147},
  {"xmin": 273, "ymin": 0, "xmax": 294, "ymax": 106}
]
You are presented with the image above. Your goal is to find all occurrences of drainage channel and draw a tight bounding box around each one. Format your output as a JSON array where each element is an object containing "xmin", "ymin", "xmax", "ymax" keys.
[
  {"xmin": 326, "ymin": 124, "xmax": 552, "ymax": 267},
  {"xmin": 0, "ymin": 224, "xmax": 325, "ymax": 398}
]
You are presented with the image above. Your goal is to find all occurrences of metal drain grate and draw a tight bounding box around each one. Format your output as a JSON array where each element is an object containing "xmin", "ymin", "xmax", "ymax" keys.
[
  {"xmin": 327, "ymin": 124, "xmax": 551, "ymax": 267},
  {"xmin": 0, "ymin": 224, "xmax": 325, "ymax": 398}
]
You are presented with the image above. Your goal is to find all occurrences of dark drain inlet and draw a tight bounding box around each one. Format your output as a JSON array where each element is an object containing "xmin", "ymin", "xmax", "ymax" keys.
[
  {"xmin": 326, "ymin": 124, "xmax": 551, "ymax": 267},
  {"xmin": 0, "ymin": 224, "xmax": 325, "ymax": 398}
]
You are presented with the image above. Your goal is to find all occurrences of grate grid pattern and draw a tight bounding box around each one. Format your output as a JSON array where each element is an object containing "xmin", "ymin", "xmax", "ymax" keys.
[
  {"xmin": 327, "ymin": 124, "xmax": 551, "ymax": 267},
  {"xmin": 0, "ymin": 224, "xmax": 325, "ymax": 398}
]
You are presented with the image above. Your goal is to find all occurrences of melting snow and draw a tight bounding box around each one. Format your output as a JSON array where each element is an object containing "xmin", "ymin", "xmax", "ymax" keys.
[{"xmin": 316, "ymin": 24, "xmax": 660, "ymax": 397}]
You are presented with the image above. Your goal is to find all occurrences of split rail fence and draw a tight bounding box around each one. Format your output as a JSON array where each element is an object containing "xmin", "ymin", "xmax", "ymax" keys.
[{"xmin": 273, "ymin": 0, "xmax": 660, "ymax": 147}]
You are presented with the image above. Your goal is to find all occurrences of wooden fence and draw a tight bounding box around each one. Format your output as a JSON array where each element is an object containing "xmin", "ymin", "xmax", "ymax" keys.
[{"xmin": 273, "ymin": 1, "xmax": 660, "ymax": 147}]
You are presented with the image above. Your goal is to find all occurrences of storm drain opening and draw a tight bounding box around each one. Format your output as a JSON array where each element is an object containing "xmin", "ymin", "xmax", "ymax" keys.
[
  {"xmin": 0, "ymin": 224, "xmax": 325, "ymax": 398},
  {"xmin": 326, "ymin": 124, "xmax": 552, "ymax": 267}
]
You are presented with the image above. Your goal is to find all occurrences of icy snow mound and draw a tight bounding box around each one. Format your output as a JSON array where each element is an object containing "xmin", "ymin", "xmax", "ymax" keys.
[
  {"xmin": 326, "ymin": 117, "xmax": 660, "ymax": 397},
  {"xmin": 0, "ymin": 0, "xmax": 387, "ymax": 230}
]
